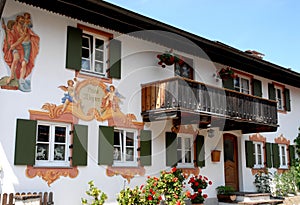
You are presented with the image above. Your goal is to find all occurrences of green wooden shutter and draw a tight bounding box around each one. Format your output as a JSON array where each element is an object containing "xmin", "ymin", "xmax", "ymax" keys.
[
  {"xmin": 265, "ymin": 142, "xmax": 273, "ymax": 168},
  {"xmin": 98, "ymin": 126, "xmax": 114, "ymax": 165},
  {"xmin": 165, "ymin": 132, "xmax": 178, "ymax": 167},
  {"xmin": 245, "ymin": 140, "xmax": 254, "ymax": 168},
  {"xmin": 14, "ymin": 119, "xmax": 37, "ymax": 165},
  {"xmin": 66, "ymin": 26, "xmax": 82, "ymax": 71},
  {"xmin": 72, "ymin": 124, "xmax": 88, "ymax": 166},
  {"xmin": 268, "ymin": 83, "xmax": 276, "ymax": 100},
  {"xmin": 289, "ymin": 145, "xmax": 295, "ymax": 166},
  {"xmin": 284, "ymin": 88, "xmax": 291, "ymax": 111},
  {"xmin": 253, "ymin": 79, "xmax": 262, "ymax": 97},
  {"xmin": 272, "ymin": 143, "xmax": 280, "ymax": 168},
  {"xmin": 140, "ymin": 130, "xmax": 152, "ymax": 166},
  {"xmin": 196, "ymin": 135, "xmax": 205, "ymax": 167},
  {"xmin": 108, "ymin": 39, "xmax": 121, "ymax": 79},
  {"xmin": 222, "ymin": 78, "xmax": 234, "ymax": 90}
]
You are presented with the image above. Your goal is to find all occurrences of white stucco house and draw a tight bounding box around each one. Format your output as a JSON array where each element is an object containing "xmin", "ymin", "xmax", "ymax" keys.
[{"xmin": 0, "ymin": 0, "xmax": 299, "ymax": 204}]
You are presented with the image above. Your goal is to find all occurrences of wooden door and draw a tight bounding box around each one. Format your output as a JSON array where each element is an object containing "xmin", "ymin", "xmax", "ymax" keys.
[{"xmin": 223, "ymin": 134, "xmax": 239, "ymax": 191}]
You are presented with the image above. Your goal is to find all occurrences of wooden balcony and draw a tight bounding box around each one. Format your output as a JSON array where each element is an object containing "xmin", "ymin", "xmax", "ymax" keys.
[{"xmin": 141, "ymin": 77, "xmax": 278, "ymax": 134}]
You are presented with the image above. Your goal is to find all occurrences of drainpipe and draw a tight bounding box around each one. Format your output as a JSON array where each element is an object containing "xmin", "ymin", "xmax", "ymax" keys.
[{"xmin": 0, "ymin": 0, "xmax": 6, "ymax": 18}]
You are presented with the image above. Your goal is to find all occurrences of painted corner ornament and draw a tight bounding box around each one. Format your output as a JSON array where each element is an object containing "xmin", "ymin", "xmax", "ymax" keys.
[
  {"xmin": 42, "ymin": 78, "xmax": 135, "ymax": 125},
  {"xmin": 0, "ymin": 12, "xmax": 40, "ymax": 92}
]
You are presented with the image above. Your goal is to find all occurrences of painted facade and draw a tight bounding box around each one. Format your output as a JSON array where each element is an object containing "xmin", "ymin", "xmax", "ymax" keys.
[{"xmin": 0, "ymin": 1, "xmax": 299, "ymax": 205}]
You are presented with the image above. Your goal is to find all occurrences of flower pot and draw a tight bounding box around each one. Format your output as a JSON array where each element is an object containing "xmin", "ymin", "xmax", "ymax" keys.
[
  {"xmin": 217, "ymin": 194, "xmax": 237, "ymax": 202},
  {"xmin": 211, "ymin": 150, "xmax": 221, "ymax": 162}
]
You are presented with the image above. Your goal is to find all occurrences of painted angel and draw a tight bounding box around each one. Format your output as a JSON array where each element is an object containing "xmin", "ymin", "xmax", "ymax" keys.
[
  {"xmin": 101, "ymin": 85, "xmax": 124, "ymax": 112},
  {"xmin": 58, "ymin": 78, "xmax": 77, "ymax": 112}
]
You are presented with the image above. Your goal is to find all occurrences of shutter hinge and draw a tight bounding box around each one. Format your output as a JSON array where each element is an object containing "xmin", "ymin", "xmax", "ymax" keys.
[
  {"xmin": 69, "ymin": 144, "xmax": 73, "ymax": 149},
  {"xmin": 69, "ymin": 130, "xmax": 74, "ymax": 135},
  {"xmin": 137, "ymin": 147, "xmax": 141, "ymax": 151},
  {"xmin": 68, "ymin": 157, "xmax": 72, "ymax": 161},
  {"xmin": 137, "ymin": 158, "xmax": 140, "ymax": 162}
]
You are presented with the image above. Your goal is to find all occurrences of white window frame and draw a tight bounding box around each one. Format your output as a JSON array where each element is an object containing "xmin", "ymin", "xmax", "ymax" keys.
[
  {"xmin": 253, "ymin": 141, "xmax": 264, "ymax": 169},
  {"xmin": 177, "ymin": 134, "xmax": 194, "ymax": 168},
  {"xmin": 113, "ymin": 128, "xmax": 138, "ymax": 167},
  {"xmin": 234, "ymin": 75, "xmax": 251, "ymax": 94},
  {"xmin": 81, "ymin": 31, "xmax": 108, "ymax": 77},
  {"xmin": 35, "ymin": 121, "xmax": 71, "ymax": 167},
  {"xmin": 279, "ymin": 144, "xmax": 288, "ymax": 169},
  {"xmin": 275, "ymin": 86, "xmax": 283, "ymax": 110}
]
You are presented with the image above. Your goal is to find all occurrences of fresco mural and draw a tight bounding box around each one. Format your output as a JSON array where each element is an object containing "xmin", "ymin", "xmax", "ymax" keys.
[
  {"xmin": 0, "ymin": 12, "xmax": 40, "ymax": 92},
  {"xmin": 42, "ymin": 78, "xmax": 136, "ymax": 125}
]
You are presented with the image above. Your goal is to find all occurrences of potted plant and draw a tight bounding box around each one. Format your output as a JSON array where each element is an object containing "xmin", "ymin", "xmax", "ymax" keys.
[
  {"xmin": 216, "ymin": 185, "xmax": 236, "ymax": 202},
  {"xmin": 186, "ymin": 175, "xmax": 212, "ymax": 205},
  {"xmin": 157, "ymin": 50, "xmax": 184, "ymax": 68},
  {"xmin": 218, "ymin": 67, "xmax": 234, "ymax": 80}
]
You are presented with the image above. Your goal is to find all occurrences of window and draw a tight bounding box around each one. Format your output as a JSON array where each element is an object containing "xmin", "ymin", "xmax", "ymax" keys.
[
  {"xmin": 113, "ymin": 128, "xmax": 138, "ymax": 166},
  {"xmin": 165, "ymin": 132, "xmax": 204, "ymax": 168},
  {"xmin": 278, "ymin": 144, "xmax": 288, "ymax": 168},
  {"xmin": 81, "ymin": 33, "xmax": 107, "ymax": 76},
  {"xmin": 275, "ymin": 86, "xmax": 283, "ymax": 110},
  {"xmin": 35, "ymin": 121, "xmax": 71, "ymax": 167},
  {"xmin": 66, "ymin": 26, "xmax": 121, "ymax": 79},
  {"xmin": 253, "ymin": 142, "xmax": 264, "ymax": 168},
  {"xmin": 174, "ymin": 58, "xmax": 193, "ymax": 79},
  {"xmin": 268, "ymin": 83, "xmax": 291, "ymax": 112},
  {"xmin": 234, "ymin": 76, "xmax": 250, "ymax": 94},
  {"xmin": 14, "ymin": 119, "xmax": 88, "ymax": 167},
  {"xmin": 177, "ymin": 134, "xmax": 194, "ymax": 167}
]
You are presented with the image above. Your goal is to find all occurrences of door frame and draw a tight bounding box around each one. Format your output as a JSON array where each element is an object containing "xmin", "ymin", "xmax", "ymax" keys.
[{"xmin": 223, "ymin": 133, "xmax": 239, "ymax": 191}]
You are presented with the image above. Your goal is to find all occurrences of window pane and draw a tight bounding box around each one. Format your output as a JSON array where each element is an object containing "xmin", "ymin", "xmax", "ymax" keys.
[
  {"xmin": 185, "ymin": 151, "xmax": 192, "ymax": 163},
  {"xmin": 37, "ymin": 125, "xmax": 49, "ymax": 142},
  {"xmin": 82, "ymin": 36, "xmax": 90, "ymax": 48},
  {"xmin": 95, "ymin": 50, "xmax": 103, "ymax": 61},
  {"xmin": 113, "ymin": 147, "xmax": 121, "ymax": 160},
  {"xmin": 241, "ymin": 78, "xmax": 250, "ymax": 94},
  {"xmin": 81, "ymin": 59, "xmax": 90, "ymax": 70},
  {"xmin": 257, "ymin": 144, "xmax": 261, "ymax": 154},
  {"xmin": 55, "ymin": 126, "xmax": 66, "ymax": 143},
  {"xmin": 126, "ymin": 132, "xmax": 134, "ymax": 146},
  {"xmin": 114, "ymin": 131, "xmax": 120, "ymax": 146},
  {"xmin": 95, "ymin": 62, "xmax": 103, "ymax": 73},
  {"xmin": 82, "ymin": 48, "xmax": 90, "ymax": 58},
  {"xmin": 126, "ymin": 148, "xmax": 134, "ymax": 161},
  {"xmin": 95, "ymin": 39, "xmax": 104, "ymax": 50},
  {"xmin": 177, "ymin": 137, "xmax": 182, "ymax": 149},
  {"xmin": 36, "ymin": 144, "xmax": 49, "ymax": 160},
  {"xmin": 253, "ymin": 144, "xmax": 257, "ymax": 165},
  {"xmin": 54, "ymin": 145, "xmax": 65, "ymax": 160},
  {"xmin": 184, "ymin": 138, "xmax": 191, "ymax": 150}
]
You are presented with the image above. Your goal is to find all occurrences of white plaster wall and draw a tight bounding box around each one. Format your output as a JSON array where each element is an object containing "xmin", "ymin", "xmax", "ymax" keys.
[{"xmin": 1, "ymin": 1, "xmax": 300, "ymax": 205}]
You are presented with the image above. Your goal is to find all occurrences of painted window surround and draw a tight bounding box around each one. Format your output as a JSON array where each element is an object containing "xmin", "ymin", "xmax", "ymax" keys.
[
  {"xmin": 274, "ymin": 134, "xmax": 290, "ymax": 174},
  {"xmin": 249, "ymin": 133, "xmax": 267, "ymax": 175},
  {"xmin": 169, "ymin": 125, "xmax": 202, "ymax": 177},
  {"xmin": 26, "ymin": 110, "xmax": 79, "ymax": 186},
  {"xmin": 249, "ymin": 133, "xmax": 291, "ymax": 175}
]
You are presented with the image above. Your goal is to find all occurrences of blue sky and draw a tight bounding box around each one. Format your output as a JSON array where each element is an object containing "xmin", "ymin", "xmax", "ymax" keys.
[{"xmin": 104, "ymin": 0, "xmax": 300, "ymax": 73}]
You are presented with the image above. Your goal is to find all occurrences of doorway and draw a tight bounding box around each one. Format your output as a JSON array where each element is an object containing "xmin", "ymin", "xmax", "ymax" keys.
[{"xmin": 223, "ymin": 133, "xmax": 239, "ymax": 191}]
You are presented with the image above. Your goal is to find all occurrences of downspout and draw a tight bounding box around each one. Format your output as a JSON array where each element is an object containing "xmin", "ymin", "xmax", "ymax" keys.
[{"xmin": 0, "ymin": 0, "xmax": 6, "ymax": 18}]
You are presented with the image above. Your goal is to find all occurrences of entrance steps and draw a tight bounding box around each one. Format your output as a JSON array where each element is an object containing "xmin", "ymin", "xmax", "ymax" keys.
[{"xmin": 218, "ymin": 192, "xmax": 283, "ymax": 205}]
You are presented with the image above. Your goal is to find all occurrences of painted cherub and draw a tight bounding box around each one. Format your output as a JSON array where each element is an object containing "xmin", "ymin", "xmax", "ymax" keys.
[
  {"xmin": 59, "ymin": 78, "xmax": 77, "ymax": 112},
  {"xmin": 101, "ymin": 85, "xmax": 123, "ymax": 113}
]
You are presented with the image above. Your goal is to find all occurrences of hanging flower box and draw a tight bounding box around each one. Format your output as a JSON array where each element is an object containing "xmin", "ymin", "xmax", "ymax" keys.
[
  {"xmin": 218, "ymin": 67, "xmax": 234, "ymax": 80},
  {"xmin": 157, "ymin": 50, "xmax": 184, "ymax": 68}
]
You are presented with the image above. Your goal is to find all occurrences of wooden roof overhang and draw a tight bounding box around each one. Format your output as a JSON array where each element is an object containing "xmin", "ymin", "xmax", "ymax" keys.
[{"xmin": 14, "ymin": 0, "xmax": 300, "ymax": 88}]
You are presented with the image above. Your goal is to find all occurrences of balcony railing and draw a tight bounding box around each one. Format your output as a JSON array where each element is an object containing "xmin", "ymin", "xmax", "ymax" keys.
[{"xmin": 141, "ymin": 77, "xmax": 278, "ymax": 132}]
